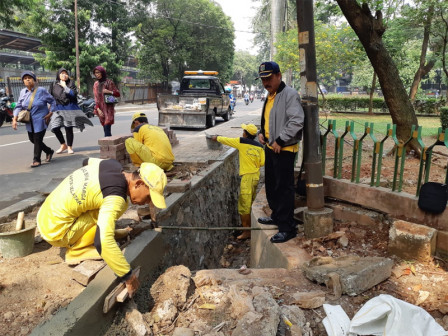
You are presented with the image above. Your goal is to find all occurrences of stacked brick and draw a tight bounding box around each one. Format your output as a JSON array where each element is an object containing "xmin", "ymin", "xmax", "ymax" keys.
[
  {"xmin": 163, "ymin": 127, "xmax": 179, "ymax": 146},
  {"xmin": 98, "ymin": 135, "xmax": 132, "ymax": 166}
]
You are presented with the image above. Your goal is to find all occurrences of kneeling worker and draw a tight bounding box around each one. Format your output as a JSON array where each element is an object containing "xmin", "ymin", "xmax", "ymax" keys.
[
  {"xmin": 212, "ymin": 124, "xmax": 265, "ymax": 239},
  {"xmin": 125, "ymin": 112, "xmax": 175, "ymax": 171},
  {"xmin": 37, "ymin": 158, "xmax": 167, "ymax": 297}
]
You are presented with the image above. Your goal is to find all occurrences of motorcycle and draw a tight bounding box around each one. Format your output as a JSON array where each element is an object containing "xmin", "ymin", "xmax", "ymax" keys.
[
  {"xmin": 244, "ymin": 95, "xmax": 249, "ymax": 105},
  {"xmin": 229, "ymin": 94, "xmax": 236, "ymax": 113},
  {"xmin": 77, "ymin": 94, "xmax": 95, "ymax": 118},
  {"xmin": 0, "ymin": 89, "xmax": 14, "ymax": 127},
  {"xmin": 249, "ymin": 94, "xmax": 254, "ymax": 103}
]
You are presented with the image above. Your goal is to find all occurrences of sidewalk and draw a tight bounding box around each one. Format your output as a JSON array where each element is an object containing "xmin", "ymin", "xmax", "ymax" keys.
[{"xmin": 0, "ymin": 110, "xmax": 262, "ymax": 223}]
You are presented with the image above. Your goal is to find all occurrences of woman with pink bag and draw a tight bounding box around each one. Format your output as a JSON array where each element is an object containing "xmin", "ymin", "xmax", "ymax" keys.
[{"xmin": 92, "ymin": 66, "xmax": 120, "ymax": 137}]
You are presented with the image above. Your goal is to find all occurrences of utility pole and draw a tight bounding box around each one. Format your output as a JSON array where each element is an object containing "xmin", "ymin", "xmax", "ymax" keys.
[
  {"xmin": 296, "ymin": 0, "xmax": 333, "ymax": 238},
  {"xmin": 74, "ymin": 0, "xmax": 81, "ymax": 91},
  {"xmin": 270, "ymin": 0, "xmax": 286, "ymax": 59}
]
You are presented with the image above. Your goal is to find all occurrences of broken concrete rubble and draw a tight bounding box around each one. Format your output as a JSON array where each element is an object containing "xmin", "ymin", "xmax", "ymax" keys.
[{"xmin": 302, "ymin": 255, "xmax": 393, "ymax": 296}]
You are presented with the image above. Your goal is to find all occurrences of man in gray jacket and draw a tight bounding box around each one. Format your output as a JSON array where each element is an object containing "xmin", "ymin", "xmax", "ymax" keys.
[{"xmin": 256, "ymin": 61, "xmax": 304, "ymax": 243}]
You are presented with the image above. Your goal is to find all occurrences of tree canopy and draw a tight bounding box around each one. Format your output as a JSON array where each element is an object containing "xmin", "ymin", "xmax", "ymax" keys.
[{"xmin": 136, "ymin": 0, "xmax": 234, "ymax": 85}]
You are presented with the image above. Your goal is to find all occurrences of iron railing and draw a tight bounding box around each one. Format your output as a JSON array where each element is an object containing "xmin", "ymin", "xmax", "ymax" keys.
[{"xmin": 321, "ymin": 120, "xmax": 448, "ymax": 196}]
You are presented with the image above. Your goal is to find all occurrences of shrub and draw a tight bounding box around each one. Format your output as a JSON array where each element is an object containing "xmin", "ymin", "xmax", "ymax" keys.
[
  {"xmin": 413, "ymin": 98, "xmax": 446, "ymax": 115},
  {"xmin": 440, "ymin": 107, "xmax": 448, "ymax": 130},
  {"xmin": 319, "ymin": 95, "xmax": 387, "ymax": 112}
]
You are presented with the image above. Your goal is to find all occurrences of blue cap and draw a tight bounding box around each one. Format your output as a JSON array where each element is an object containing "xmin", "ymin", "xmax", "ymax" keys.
[
  {"xmin": 21, "ymin": 71, "xmax": 37, "ymax": 82},
  {"xmin": 256, "ymin": 61, "xmax": 280, "ymax": 79}
]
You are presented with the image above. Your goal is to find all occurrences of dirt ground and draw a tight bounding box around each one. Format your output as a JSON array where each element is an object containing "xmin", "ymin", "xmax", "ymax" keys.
[{"xmin": 0, "ymin": 137, "xmax": 447, "ymax": 336}]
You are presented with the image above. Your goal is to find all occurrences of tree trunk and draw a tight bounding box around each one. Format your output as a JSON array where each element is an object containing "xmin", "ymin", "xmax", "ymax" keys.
[
  {"xmin": 368, "ymin": 72, "xmax": 376, "ymax": 115},
  {"xmin": 336, "ymin": 0, "xmax": 419, "ymax": 152},
  {"xmin": 409, "ymin": 5, "xmax": 435, "ymax": 102}
]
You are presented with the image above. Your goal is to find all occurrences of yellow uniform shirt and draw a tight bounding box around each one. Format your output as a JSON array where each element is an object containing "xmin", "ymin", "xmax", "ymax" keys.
[
  {"xmin": 264, "ymin": 93, "xmax": 299, "ymax": 153},
  {"xmin": 133, "ymin": 124, "xmax": 174, "ymax": 165},
  {"xmin": 37, "ymin": 158, "xmax": 131, "ymax": 277},
  {"xmin": 217, "ymin": 136, "xmax": 265, "ymax": 176}
]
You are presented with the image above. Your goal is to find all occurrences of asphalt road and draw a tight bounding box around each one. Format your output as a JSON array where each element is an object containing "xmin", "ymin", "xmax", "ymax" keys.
[{"xmin": 0, "ymin": 99, "xmax": 264, "ymax": 209}]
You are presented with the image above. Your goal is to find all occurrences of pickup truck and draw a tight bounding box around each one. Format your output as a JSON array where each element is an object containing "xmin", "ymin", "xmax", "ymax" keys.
[{"xmin": 157, "ymin": 71, "xmax": 232, "ymax": 128}]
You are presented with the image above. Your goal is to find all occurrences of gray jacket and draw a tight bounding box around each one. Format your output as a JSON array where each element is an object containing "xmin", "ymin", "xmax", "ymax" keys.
[{"xmin": 260, "ymin": 82, "xmax": 304, "ymax": 147}]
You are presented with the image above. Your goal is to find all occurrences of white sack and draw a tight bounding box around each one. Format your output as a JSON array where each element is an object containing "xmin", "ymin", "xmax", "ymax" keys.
[
  {"xmin": 349, "ymin": 294, "xmax": 447, "ymax": 336},
  {"xmin": 323, "ymin": 304, "xmax": 350, "ymax": 336}
]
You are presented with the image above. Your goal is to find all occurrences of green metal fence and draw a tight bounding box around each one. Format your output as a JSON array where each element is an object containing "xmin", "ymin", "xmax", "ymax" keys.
[{"xmin": 321, "ymin": 120, "xmax": 448, "ymax": 196}]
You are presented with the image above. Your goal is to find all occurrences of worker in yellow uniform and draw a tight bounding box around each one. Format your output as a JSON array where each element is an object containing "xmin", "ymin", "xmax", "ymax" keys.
[
  {"xmin": 125, "ymin": 112, "xmax": 174, "ymax": 171},
  {"xmin": 212, "ymin": 124, "xmax": 265, "ymax": 239},
  {"xmin": 36, "ymin": 158, "xmax": 167, "ymax": 297}
]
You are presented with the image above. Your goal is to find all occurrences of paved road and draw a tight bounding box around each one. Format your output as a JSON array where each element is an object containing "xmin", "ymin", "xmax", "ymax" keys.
[{"xmin": 0, "ymin": 99, "xmax": 264, "ymax": 210}]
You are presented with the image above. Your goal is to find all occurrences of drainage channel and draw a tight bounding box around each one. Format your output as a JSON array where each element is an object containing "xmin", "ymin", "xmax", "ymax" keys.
[{"xmin": 28, "ymin": 150, "xmax": 241, "ymax": 335}]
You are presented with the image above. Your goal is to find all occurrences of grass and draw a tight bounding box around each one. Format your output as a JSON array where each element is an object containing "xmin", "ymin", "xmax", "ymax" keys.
[{"xmin": 319, "ymin": 113, "xmax": 443, "ymax": 138}]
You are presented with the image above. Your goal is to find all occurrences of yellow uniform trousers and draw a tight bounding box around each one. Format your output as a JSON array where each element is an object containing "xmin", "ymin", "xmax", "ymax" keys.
[
  {"xmin": 41, "ymin": 209, "xmax": 101, "ymax": 265},
  {"xmin": 238, "ymin": 172, "xmax": 260, "ymax": 215},
  {"xmin": 125, "ymin": 137, "xmax": 173, "ymax": 171}
]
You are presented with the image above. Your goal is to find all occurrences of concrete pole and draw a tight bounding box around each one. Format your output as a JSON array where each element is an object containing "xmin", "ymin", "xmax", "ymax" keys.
[
  {"xmin": 270, "ymin": 0, "xmax": 286, "ymax": 59},
  {"xmin": 296, "ymin": 0, "xmax": 333, "ymax": 238},
  {"xmin": 74, "ymin": 0, "xmax": 81, "ymax": 91}
]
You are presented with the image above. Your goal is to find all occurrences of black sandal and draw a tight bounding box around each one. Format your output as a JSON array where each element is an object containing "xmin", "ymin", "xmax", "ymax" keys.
[
  {"xmin": 31, "ymin": 161, "xmax": 41, "ymax": 168},
  {"xmin": 45, "ymin": 150, "xmax": 54, "ymax": 163}
]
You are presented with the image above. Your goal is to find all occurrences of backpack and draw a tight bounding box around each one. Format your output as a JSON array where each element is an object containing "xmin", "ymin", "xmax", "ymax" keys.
[{"xmin": 418, "ymin": 182, "xmax": 448, "ymax": 214}]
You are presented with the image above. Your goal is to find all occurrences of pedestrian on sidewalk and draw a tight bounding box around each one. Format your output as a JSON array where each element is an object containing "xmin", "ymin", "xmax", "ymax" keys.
[
  {"xmin": 211, "ymin": 123, "xmax": 265, "ymax": 240},
  {"xmin": 93, "ymin": 66, "xmax": 120, "ymax": 137},
  {"xmin": 125, "ymin": 112, "xmax": 175, "ymax": 171},
  {"xmin": 48, "ymin": 68, "xmax": 93, "ymax": 154},
  {"xmin": 36, "ymin": 158, "xmax": 168, "ymax": 297},
  {"xmin": 256, "ymin": 61, "xmax": 304, "ymax": 243},
  {"xmin": 12, "ymin": 71, "xmax": 56, "ymax": 168}
]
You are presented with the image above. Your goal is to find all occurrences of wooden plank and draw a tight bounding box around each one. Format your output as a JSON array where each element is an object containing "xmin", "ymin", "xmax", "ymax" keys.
[
  {"xmin": 72, "ymin": 260, "xmax": 106, "ymax": 286},
  {"xmin": 103, "ymin": 267, "xmax": 141, "ymax": 314}
]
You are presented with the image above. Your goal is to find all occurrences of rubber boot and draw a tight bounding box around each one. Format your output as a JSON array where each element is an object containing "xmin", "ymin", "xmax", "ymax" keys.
[
  {"xmin": 237, "ymin": 214, "xmax": 251, "ymax": 240},
  {"xmin": 65, "ymin": 225, "xmax": 102, "ymax": 265}
]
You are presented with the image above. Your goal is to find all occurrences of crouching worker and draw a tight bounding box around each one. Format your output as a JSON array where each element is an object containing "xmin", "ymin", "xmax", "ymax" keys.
[
  {"xmin": 212, "ymin": 124, "xmax": 265, "ymax": 239},
  {"xmin": 125, "ymin": 112, "xmax": 174, "ymax": 171},
  {"xmin": 36, "ymin": 158, "xmax": 167, "ymax": 297}
]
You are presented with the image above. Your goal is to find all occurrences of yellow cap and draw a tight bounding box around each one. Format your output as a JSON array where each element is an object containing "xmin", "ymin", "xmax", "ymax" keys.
[
  {"xmin": 131, "ymin": 112, "xmax": 147, "ymax": 130},
  {"xmin": 241, "ymin": 123, "xmax": 258, "ymax": 136},
  {"xmin": 139, "ymin": 163, "xmax": 167, "ymax": 209}
]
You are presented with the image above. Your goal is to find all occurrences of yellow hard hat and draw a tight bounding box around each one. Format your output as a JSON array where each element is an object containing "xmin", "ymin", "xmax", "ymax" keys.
[
  {"xmin": 139, "ymin": 162, "xmax": 167, "ymax": 209},
  {"xmin": 241, "ymin": 123, "xmax": 258, "ymax": 136},
  {"xmin": 131, "ymin": 112, "xmax": 147, "ymax": 131}
]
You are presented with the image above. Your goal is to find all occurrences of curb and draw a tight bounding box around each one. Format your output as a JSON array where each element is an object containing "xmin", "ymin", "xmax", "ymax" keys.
[{"xmin": 0, "ymin": 194, "xmax": 45, "ymax": 224}]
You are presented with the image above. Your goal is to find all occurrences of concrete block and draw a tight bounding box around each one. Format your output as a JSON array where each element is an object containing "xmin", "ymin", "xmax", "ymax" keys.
[
  {"xmin": 303, "ymin": 207, "xmax": 334, "ymax": 238},
  {"xmin": 166, "ymin": 179, "xmax": 191, "ymax": 193},
  {"xmin": 327, "ymin": 203, "xmax": 384, "ymax": 227},
  {"xmin": 388, "ymin": 220, "xmax": 437, "ymax": 262},
  {"xmin": 302, "ymin": 255, "xmax": 393, "ymax": 296},
  {"xmin": 436, "ymin": 230, "xmax": 448, "ymax": 260}
]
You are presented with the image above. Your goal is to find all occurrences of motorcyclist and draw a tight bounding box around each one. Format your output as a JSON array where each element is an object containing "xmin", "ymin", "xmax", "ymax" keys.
[
  {"xmin": 244, "ymin": 92, "xmax": 249, "ymax": 105},
  {"xmin": 249, "ymin": 93, "xmax": 254, "ymax": 103}
]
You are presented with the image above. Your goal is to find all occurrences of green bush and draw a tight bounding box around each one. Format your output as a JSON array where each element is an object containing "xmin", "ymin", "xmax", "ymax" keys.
[
  {"xmin": 319, "ymin": 95, "xmax": 387, "ymax": 112},
  {"xmin": 413, "ymin": 98, "xmax": 446, "ymax": 115},
  {"xmin": 440, "ymin": 107, "xmax": 448, "ymax": 130}
]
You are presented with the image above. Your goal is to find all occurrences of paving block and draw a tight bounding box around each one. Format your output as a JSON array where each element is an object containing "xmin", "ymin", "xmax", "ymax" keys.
[
  {"xmin": 98, "ymin": 135, "xmax": 124, "ymax": 146},
  {"xmin": 166, "ymin": 179, "xmax": 191, "ymax": 193},
  {"xmin": 109, "ymin": 143, "xmax": 125, "ymax": 151},
  {"xmin": 302, "ymin": 255, "xmax": 393, "ymax": 296},
  {"xmin": 388, "ymin": 220, "xmax": 437, "ymax": 262},
  {"xmin": 436, "ymin": 230, "xmax": 448, "ymax": 260}
]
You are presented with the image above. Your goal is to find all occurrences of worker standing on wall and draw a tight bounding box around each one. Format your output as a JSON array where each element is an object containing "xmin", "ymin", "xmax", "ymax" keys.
[
  {"xmin": 36, "ymin": 158, "xmax": 167, "ymax": 297},
  {"xmin": 212, "ymin": 124, "xmax": 265, "ymax": 239},
  {"xmin": 125, "ymin": 112, "xmax": 175, "ymax": 171}
]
